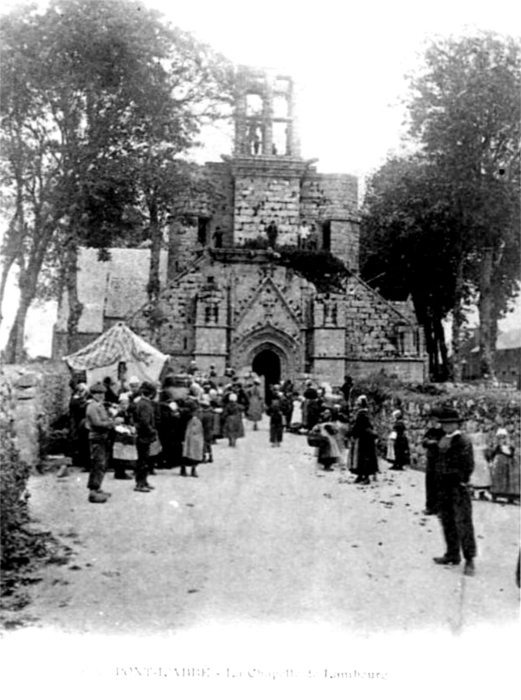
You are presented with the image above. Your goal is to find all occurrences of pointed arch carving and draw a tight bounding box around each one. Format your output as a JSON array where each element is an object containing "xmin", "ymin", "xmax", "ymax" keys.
[{"xmin": 232, "ymin": 324, "xmax": 302, "ymax": 377}]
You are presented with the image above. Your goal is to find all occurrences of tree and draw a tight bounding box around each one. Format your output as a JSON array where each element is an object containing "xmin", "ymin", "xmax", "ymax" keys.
[
  {"xmin": 362, "ymin": 32, "xmax": 520, "ymax": 382},
  {"xmin": 407, "ymin": 31, "xmax": 521, "ymax": 378},
  {"xmin": 0, "ymin": 0, "xmax": 234, "ymax": 360},
  {"xmin": 361, "ymin": 156, "xmax": 473, "ymax": 380}
]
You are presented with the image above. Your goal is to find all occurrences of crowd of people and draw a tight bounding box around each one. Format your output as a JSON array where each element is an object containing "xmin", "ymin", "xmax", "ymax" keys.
[{"xmin": 66, "ymin": 370, "xmax": 519, "ymax": 578}]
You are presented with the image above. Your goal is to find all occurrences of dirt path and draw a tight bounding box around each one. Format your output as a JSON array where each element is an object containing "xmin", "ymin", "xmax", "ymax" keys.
[{"xmin": 3, "ymin": 420, "xmax": 520, "ymax": 637}]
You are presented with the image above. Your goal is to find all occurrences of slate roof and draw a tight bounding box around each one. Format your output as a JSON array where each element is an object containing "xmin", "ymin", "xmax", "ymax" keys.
[{"xmin": 56, "ymin": 247, "xmax": 167, "ymax": 334}]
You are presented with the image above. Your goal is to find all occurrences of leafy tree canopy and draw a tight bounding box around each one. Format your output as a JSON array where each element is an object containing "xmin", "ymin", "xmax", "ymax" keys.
[
  {"xmin": 362, "ymin": 31, "xmax": 521, "ymax": 379},
  {"xmin": 0, "ymin": 0, "xmax": 235, "ymax": 360}
]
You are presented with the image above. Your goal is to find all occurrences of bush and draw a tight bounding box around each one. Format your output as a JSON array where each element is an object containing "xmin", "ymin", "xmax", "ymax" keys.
[
  {"xmin": 351, "ymin": 373, "xmax": 406, "ymax": 413},
  {"xmin": 0, "ymin": 375, "xmax": 32, "ymax": 570},
  {"xmin": 239, "ymin": 240, "xmax": 351, "ymax": 293}
]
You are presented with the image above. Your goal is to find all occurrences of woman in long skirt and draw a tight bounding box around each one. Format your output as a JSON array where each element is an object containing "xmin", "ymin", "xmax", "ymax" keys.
[
  {"xmin": 487, "ymin": 428, "xmax": 520, "ymax": 503},
  {"xmin": 246, "ymin": 380, "xmax": 264, "ymax": 430},
  {"xmin": 349, "ymin": 410, "xmax": 379, "ymax": 484}
]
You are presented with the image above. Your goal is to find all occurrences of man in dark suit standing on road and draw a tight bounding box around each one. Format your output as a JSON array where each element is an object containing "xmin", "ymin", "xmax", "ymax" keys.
[{"xmin": 433, "ymin": 407, "xmax": 477, "ymax": 576}]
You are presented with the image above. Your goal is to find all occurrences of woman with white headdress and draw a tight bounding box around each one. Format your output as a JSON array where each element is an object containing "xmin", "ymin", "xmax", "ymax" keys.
[
  {"xmin": 387, "ymin": 409, "xmax": 410, "ymax": 471},
  {"xmin": 487, "ymin": 428, "xmax": 520, "ymax": 504}
]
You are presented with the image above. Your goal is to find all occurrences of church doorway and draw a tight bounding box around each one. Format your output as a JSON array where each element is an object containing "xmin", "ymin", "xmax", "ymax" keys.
[{"xmin": 252, "ymin": 348, "xmax": 281, "ymax": 390}]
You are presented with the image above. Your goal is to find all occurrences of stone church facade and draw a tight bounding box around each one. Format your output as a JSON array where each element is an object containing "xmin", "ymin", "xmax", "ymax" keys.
[{"xmin": 55, "ymin": 67, "xmax": 426, "ymax": 385}]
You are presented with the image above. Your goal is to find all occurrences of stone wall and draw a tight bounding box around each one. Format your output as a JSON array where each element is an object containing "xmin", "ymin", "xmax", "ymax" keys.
[
  {"xmin": 347, "ymin": 359, "xmax": 426, "ymax": 383},
  {"xmin": 2, "ymin": 362, "xmax": 70, "ymax": 469},
  {"xmin": 300, "ymin": 173, "xmax": 359, "ymax": 270},
  {"xmin": 129, "ymin": 250, "xmax": 425, "ymax": 386},
  {"xmin": 344, "ymin": 276, "xmax": 420, "ymax": 361},
  {"xmin": 366, "ymin": 389, "xmax": 521, "ymax": 473}
]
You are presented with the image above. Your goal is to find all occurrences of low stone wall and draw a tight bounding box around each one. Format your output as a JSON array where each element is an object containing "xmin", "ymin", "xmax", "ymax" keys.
[
  {"xmin": 2, "ymin": 362, "xmax": 71, "ymax": 469},
  {"xmin": 364, "ymin": 385, "xmax": 520, "ymax": 472}
]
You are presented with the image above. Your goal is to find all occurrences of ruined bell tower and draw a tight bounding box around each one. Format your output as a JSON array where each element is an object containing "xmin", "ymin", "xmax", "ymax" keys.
[{"xmin": 233, "ymin": 67, "xmax": 300, "ymax": 158}]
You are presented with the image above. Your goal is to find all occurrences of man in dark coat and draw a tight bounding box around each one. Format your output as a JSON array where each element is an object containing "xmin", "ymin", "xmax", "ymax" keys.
[
  {"xmin": 68, "ymin": 382, "xmax": 90, "ymax": 471},
  {"xmin": 133, "ymin": 382, "xmax": 158, "ymax": 492},
  {"xmin": 421, "ymin": 410, "xmax": 445, "ymax": 515},
  {"xmin": 85, "ymin": 383, "xmax": 114, "ymax": 503},
  {"xmin": 433, "ymin": 407, "xmax": 477, "ymax": 576}
]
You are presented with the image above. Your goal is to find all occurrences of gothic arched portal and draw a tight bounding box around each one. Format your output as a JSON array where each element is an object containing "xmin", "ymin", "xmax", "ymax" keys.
[{"xmin": 252, "ymin": 348, "xmax": 281, "ymax": 388}]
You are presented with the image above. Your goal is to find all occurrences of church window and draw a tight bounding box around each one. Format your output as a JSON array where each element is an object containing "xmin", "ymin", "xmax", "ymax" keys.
[
  {"xmin": 273, "ymin": 95, "xmax": 289, "ymax": 119},
  {"xmin": 198, "ymin": 217, "xmax": 210, "ymax": 245},
  {"xmin": 246, "ymin": 93, "xmax": 263, "ymax": 116},
  {"xmin": 324, "ymin": 301, "xmax": 338, "ymax": 326},
  {"xmin": 272, "ymin": 121, "xmax": 288, "ymax": 155},
  {"xmin": 322, "ymin": 220, "xmax": 331, "ymax": 251},
  {"xmin": 205, "ymin": 303, "xmax": 219, "ymax": 324},
  {"xmin": 247, "ymin": 121, "xmax": 263, "ymax": 155}
]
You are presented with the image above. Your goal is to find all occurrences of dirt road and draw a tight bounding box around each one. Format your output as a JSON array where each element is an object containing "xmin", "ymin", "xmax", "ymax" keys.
[{"xmin": 6, "ymin": 419, "xmax": 518, "ymax": 638}]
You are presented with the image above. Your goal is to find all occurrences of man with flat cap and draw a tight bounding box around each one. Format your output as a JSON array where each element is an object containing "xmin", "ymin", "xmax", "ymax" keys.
[
  {"xmin": 433, "ymin": 407, "xmax": 477, "ymax": 576},
  {"xmin": 85, "ymin": 382, "xmax": 114, "ymax": 503}
]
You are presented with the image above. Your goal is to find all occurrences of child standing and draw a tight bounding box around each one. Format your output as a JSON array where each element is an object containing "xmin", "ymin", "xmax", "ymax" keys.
[
  {"xmin": 112, "ymin": 393, "xmax": 136, "ymax": 480},
  {"xmin": 181, "ymin": 401, "xmax": 204, "ymax": 478},
  {"xmin": 388, "ymin": 410, "xmax": 410, "ymax": 471}
]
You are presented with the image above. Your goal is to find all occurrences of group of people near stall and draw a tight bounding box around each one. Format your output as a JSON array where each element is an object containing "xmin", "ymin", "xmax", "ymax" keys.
[
  {"xmin": 67, "ymin": 370, "xmax": 519, "ymax": 580},
  {"xmin": 68, "ymin": 371, "xmax": 270, "ymax": 502}
]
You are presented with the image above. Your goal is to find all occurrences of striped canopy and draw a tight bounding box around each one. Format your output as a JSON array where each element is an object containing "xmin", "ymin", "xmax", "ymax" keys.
[{"xmin": 63, "ymin": 323, "xmax": 168, "ymax": 385}]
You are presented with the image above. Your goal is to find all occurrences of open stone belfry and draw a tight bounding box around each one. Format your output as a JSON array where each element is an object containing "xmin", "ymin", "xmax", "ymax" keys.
[{"xmin": 54, "ymin": 66, "xmax": 426, "ymax": 385}]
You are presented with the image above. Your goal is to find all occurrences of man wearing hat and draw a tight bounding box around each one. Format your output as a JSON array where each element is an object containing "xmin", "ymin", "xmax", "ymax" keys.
[
  {"xmin": 85, "ymin": 382, "xmax": 115, "ymax": 503},
  {"xmin": 434, "ymin": 407, "xmax": 477, "ymax": 576}
]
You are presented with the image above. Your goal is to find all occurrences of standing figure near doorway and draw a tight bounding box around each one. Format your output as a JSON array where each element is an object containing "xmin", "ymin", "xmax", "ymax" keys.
[
  {"xmin": 246, "ymin": 378, "xmax": 264, "ymax": 430},
  {"xmin": 266, "ymin": 391, "xmax": 284, "ymax": 447},
  {"xmin": 222, "ymin": 393, "xmax": 245, "ymax": 448}
]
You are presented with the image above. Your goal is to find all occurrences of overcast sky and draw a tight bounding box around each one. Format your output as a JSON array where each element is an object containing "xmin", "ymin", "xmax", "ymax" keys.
[
  {"xmin": 1, "ymin": 0, "xmax": 519, "ymax": 355},
  {"xmin": 148, "ymin": 0, "xmax": 519, "ymax": 181}
]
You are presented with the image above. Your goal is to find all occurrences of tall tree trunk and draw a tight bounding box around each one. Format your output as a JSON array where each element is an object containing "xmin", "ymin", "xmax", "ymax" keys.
[
  {"xmin": 0, "ymin": 185, "xmax": 26, "ymax": 325},
  {"xmin": 450, "ymin": 303, "xmax": 465, "ymax": 383},
  {"xmin": 423, "ymin": 318, "xmax": 438, "ymax": 381},
  {"xmin": 4, "ymin": 215, "xmax": 59, "ymax": 362},
  {"xmin": 450, "ymin": 258, "xmax": 466, "ymax": 382},
  {"xmin": 64, "ymin": 241, "xmax": 83, "ymax": 355},
  {"xmin": 433, "ymin": 317, "xmax": 449, "ymax": 381},
  {"xmin": 478, "ymin": 247, "xmax": 495, "ymax": 379},
  {"xmin": 147, "ymin": 198, "xmax": 162, "ymax": 303},
  {"xmin": 0, "ymin": 252, "xmax": 18, "ymax": 327},
  {"xmin": 3, "ymin": 266, "xmax": 36, "ymax": 363}
]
